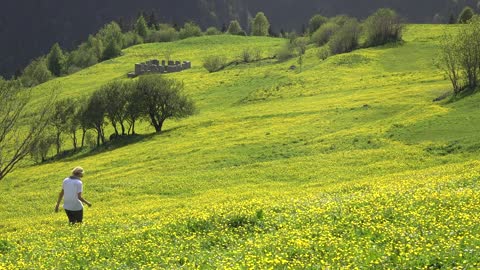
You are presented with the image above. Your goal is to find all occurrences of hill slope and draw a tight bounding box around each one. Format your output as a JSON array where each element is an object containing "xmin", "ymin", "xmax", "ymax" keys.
[{"xmin": 1, "ymin": 25, "xmax": 480, "ymax": 268}]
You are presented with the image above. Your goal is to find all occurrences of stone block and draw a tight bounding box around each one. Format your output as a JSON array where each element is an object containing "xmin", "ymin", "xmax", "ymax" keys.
[
  {"xmin": 159, "ymin": 66, "xmax": 165, "ymax": 73},
  {"xmin": 152, "ymin": 59, "xmax": 159, "ymax": 65},
  {"xmin": 135, "ymin": 64, "xmax": 142, "ymax": 74},
  {"xmin": 168, "ymin": 60, "xmax": 174, "ymax": 66},
  {"xmin": 162, "ymin": 60, "xmax": 166, "ymax": 66}
]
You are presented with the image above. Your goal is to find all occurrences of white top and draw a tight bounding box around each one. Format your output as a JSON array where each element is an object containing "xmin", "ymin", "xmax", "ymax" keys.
[{"xmin": 62, "ymin": 177, "xmax": 83, "ymax": 211}]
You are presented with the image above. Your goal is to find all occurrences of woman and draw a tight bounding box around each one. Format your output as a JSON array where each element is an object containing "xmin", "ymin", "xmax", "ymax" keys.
[{"xmin": 55, "ymin": 166, "xmax": 92, "ymax": 224}]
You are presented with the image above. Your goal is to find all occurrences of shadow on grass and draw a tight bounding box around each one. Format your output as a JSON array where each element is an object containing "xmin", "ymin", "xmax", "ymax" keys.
[
  {"xmin": 45, "ymin": 125, "xmax": 186, "ymax": 163},
  {"xmin": 445, "ymin": 87, "xmax": 478, "ymax": 104}
]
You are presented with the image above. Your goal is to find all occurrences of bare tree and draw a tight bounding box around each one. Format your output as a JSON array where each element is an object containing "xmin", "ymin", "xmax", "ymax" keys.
[{"xmin": 0, "ymin": 79, "xmax": 52, "ymax": 181}]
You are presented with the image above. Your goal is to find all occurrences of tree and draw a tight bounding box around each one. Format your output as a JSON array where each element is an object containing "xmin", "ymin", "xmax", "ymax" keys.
[
  {"xmin": 0, "ymin": 79, "xmax": 51, "ymax": 181},
  {"xmin": 99, "ymin": 81, "xmax": 128, "ymax": 136},
  {"xmin": 97, "ymin": 22, "xmax": 124, "ymax": 60},
  {"xmin": 251, "ymin": 12, "xmax": 270, "ymax": 36},
  {"xmin": 20, "ymin": 57, "xmax": 52, "ymax": 87},
  {"xmin": 135, "ymin": 15, "xmax": 148, "ymax": 38},
  {"xmin": 205, "ymin": 26, "xmax": 221, "ymax": 35},
  {"xmin": 328, "ymin": 18, "xmax": 361, "ymax": 55},
  {"xmin": 308, "ymin": 14, "xmax": 328, "ymax": 34},
  {"xmin": 124, "ymin": 81, "xmax": 143, "ymax": 135},
  {"xmin": 83, "ymin": 90, "xmax": 107, "ymax": 146},
  {"xmin": 458, "ymin": 6, "xmax": 475, "ymax": 23},
  {"xmin": 136, "ymin": 75, "xmax": 196, "ymax": 133},
  {"xmin": 438, "ymin": 33, "xmax": 462, "ymax": 94},
  {"xmin": 227, "ymin": 20, "xmax": 244, "ymax": 35},
  {"xmin": 363, "ymin": 8, "xmax": 404, "ymax": 47},
  {"xmin": 147, "ymin": 12, "xmax": 158, "ymax": 29},
  {"xmin": 49, "ymin": 99, "xmax": 75, "ymax": 155},
  {"xmin": 311, "ymin": 22, "xmax": 340, "ymax": 46},
  {"xmin": 47, "ymin": 43, "xmax": 65, "ymax": 76},
  {"xmin": 29, "ymin": 131, "xmax": 56, "ymax": 163}
]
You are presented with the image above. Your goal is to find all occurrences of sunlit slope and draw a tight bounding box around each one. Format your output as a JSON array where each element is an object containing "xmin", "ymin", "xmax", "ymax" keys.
[{"xmin": 1, "ymin": 25, "xmax": 479, "ymax": 268}]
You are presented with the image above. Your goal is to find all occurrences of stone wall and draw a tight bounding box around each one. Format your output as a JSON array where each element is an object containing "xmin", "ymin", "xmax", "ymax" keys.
[{"xmin": 128, "ymin": 59, "xmax": 191, "ymax": 78}]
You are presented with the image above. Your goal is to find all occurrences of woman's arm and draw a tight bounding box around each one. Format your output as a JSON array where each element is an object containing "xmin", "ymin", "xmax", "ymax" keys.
[
  {"xmin": 77, "ymin": 192, "xmax": 92, "ymax": 207},
  {"xmin": 55, "ymin": 189, "xmax": 64, "ymax": 212}
]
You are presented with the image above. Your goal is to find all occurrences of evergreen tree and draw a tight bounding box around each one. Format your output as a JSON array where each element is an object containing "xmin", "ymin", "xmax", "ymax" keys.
[
  {"xmin": 47, "ymin": 43, "xmax": 65, "ymax": 76},
  {"xmin": 135, "ymin": 15, "xmax": 148, "ymax": 38},
  {"xmin": 251, "ymin": 12, "xmax": 270, "ymax": 36}
]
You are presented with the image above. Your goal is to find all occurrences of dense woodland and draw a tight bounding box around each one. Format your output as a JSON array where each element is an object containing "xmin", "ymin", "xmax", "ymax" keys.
[{"xmin": 1, "ymin": 0, "xmax": 479, "ymax": 77}]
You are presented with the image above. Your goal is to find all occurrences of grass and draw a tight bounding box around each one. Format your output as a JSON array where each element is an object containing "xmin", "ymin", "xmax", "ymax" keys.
[{"xmin": 1, "ymin": 25, "xmax": 480, "ymax": 268}]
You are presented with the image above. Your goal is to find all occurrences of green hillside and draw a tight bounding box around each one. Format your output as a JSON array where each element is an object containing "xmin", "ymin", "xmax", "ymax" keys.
[{"xmin": 1, "ymin": 25, "xmax": 480, "ymax": 268}]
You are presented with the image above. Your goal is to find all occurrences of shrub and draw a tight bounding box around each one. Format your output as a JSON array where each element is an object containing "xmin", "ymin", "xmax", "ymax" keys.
[
  {"xmin": 179, "ymin": 22, "xmax": 203, "ymax": 39},
  {"xmin": 364, "ymin": 8, "xmax": 404, "ymax": 47},
  {"xmin": 317, "ymin": 46, "xmax": 331, "ymax": 60},
  {"xmin": 240, "ymin": 48, "xmax": 262, "ymax": 63},
  {"xmin": 227, "ymin": 20, "xmax": 244, "ymax": 35},
  {"xmin": 308, "ymin": 14, "xmax": 328, "ymax": 34},
  {"xmin": 276, "ymin": 43, "xmax": 295, "ymax": 61},
  {"xmin": 311, "ymin": 22, "xmax": 340, "ymax": 46},
  {"xmin": 154, "ymin": 25, "xmax": 179, "ymax": 42},
  {"xmin": 205, "ymin": 27, "xmax": 221, "ymax": 35},
  {"xmin": 20, "ymin": 57, "xmax": 52, "ymax": 87},
  {"xmin": 328, "ymin": 18, "xmax": 360, "ymax": 55},
  {"xmin": 203, "ymin": 55, "xmax": 228, "ymax": 72},
  {"xmin": 123, "ymin": 31, "xmax": 143, "ymax": 47},
  {"xmin": 458, "ymin": 6, "xmax": 475, "ymax": 23}
]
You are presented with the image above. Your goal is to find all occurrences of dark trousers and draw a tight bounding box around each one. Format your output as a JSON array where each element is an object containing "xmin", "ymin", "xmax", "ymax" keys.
[{"xmin": 65, "ymin": 209, "xmax": 83, "ymax": 224}]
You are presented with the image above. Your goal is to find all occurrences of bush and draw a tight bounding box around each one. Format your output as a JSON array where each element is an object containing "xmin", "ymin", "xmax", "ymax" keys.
[
  {"xmin": 317, "ymin": 46, "xmax": 331, "ymax": 60},
  {"xmin": 240, "ymin": 48, "xmax": 262, "ymax": 63},
  {"xmin": 328, "ymin": 18, "xmax": 360, "ymax": 55},
  {"xmin": 458, "ymin": 6, "xmax": 475, "ymax": 23},
  {"xmin": 20, "ymin": 57, "xmax": 52, "ymax": 87},
  {"xmin": 364, "ymin": 8, "xmax": 404, "ymax": 47},
  {"xmin": 205, "ymin": 27, "xmax": 221, "ymax": 35},
  {"xmin": 308, "ymin": 14, "xmax": 328, "ymax": 34},
  {"xmin": 203, "ymin": 55, "xmax": 228, "ymax": 72},
  {"xmin": 123, "ymin": 31, "xmax": 143, "ymax": 47},
  {"xmin": 276, "ymin": 43, "xmax": 295, "ymax": 61},
  {"xmin": 227, "ymin": 20, "xmax": 244, "ymax": 35},
  {"xmin": 311, "ymin": 22, "xmax": 340, "ymax": 46},
  {"xmin": 154, "ymin": 25, "xmax": 179, "ymax": 42},
  {"xmin": 179, "ymin": 22, "xmax": 203, "ymax": 39}
]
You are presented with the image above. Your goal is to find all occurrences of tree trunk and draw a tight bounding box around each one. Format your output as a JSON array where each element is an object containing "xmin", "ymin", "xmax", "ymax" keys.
[
  {"xmin": 120, "ymin": 122, "xmax": 126, "ymax": 136},
  {"xmin": 72, "ymin": 132, "xmax": 77, "ymax": 151},
  {"xmin": 81, "ymin": 128, "xmax": 86, "ymax": 148},
  {"xmin": 56, "ymin": 132, "xmax": 61, "ymax": 155}
]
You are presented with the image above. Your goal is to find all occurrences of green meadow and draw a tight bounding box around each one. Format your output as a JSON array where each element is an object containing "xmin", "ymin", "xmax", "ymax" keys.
[{"xmin": 1, "ymin": 24, "xmax": 480, "ymax": 268}]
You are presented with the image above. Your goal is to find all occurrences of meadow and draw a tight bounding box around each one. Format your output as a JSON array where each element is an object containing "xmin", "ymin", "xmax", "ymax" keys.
[{"xmin": 1, "ymin": 24, "xmax": 480, "ymax": 268}]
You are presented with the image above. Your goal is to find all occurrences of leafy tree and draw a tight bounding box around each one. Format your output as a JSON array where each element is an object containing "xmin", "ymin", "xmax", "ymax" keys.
[
  {"xmin": 311, "ymin": 22, "xmax": 340, "ymax": 46},
  {"xmin": 97, "ymin": 22, "xmax": 124, "ymax": 60},
  {"xmin": 47, "ymin": 43, "xmax": 65, "ymax": 76},
  {"xmin": 0, "ymin": 79, "xmax": 51, "ymax": 180},
  {"xmin": 179, "ymin": 22, "xmax": 203, "ymax": 39},
  {"xmin": 29, "ymin": 131, "xmax": 56, "ymax": 163},
  {"xmin": 83, "ymin": 90, "xmax": 107, "ymax": 146},
  {"xmin": 135, "ymin": 15, "xmax": 149, "ymax": 38},
  {"xmin": 227, "ymin": 20, "xmax": 244, "ymax": 35},
  {"xmin": 458, "ymin": 6, "xmax": 475, "ymax": 23},
  {"xmin": 136, "ymin": 75, "xmax": 196, "ymax": 133},
  {"xmin": 99, "ymin": 81, "xmax": 129, "ymax": 136},
  {"xmin": 49, "ymin": 99, "xmax": 75, "ymax": 154},
  {"xmin": 308, "ymin": 14, "xmax": 328, "ymax": 34},
  {"xmin": 363, "ymin": 8, "xmax": 403, "ymax": 47},
  {"xmin": 328, "ymin": 18, "xmax": 361, "ymax": 55},
  {"xmin": 251, "ymin": 12, "xmax": 270, "ymax": 36},
  {"xmin": 20, "ymin": 57, "xmax": 52, "ymax": 87},
  {"xmin": 124, "ymin": 80, "xmax": 143, "ymax": 135}
]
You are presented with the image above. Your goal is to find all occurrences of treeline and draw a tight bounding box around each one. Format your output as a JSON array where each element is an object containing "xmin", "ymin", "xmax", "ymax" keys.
[
  {"xmin": 438, "ymin": 15, "xmax": 480, "ymax": 96},
  {"xmin": 29, "ymin": 75, "xmax": 196, "ymax": 163},
  {"xmin": 287, "ymin": 8, "xmax": 403, "ymax": 65}
]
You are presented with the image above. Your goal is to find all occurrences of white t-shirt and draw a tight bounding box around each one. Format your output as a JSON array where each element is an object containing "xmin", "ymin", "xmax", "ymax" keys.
[{"xmin": 62, "ymin": 177, "xmax": 83, "ymax": 211}]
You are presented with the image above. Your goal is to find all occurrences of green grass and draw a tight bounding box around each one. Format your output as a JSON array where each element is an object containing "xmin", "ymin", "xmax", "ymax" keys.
[{"xmin": 1, "ymin": 25, "xmax": 480, "ymax": 268}]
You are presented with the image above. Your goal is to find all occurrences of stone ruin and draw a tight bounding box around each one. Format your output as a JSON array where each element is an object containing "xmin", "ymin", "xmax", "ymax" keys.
[{"xmin": 127, "ymin": 59, "xmax": 192, "ymax": 78}]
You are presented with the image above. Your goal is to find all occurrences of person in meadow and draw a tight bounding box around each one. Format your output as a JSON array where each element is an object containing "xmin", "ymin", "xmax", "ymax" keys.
[{"xmin": 55, "ymin": 166, "xmax": 92, "ymax": 224}]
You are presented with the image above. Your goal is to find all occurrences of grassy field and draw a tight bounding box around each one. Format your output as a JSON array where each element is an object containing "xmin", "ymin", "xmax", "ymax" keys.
[{"xmin": 1, "ymin": 24, "xmax": 480, "ymax": 268}]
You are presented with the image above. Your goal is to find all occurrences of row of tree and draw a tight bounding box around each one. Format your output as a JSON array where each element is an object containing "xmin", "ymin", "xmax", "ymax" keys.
[
  {"xmin": 438, "ymin": 15, "xmax": 480, "ymax": 95},
  {"xmin": 29, "ymin": 75, "xmax": 196, "ymax": 163},
  {"xmin": 17, "ymin": 12, "xmax": 272, "ymax": 90}
]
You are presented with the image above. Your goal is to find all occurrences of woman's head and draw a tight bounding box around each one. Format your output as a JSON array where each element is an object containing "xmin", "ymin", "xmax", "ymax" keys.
[{"xmin": 72, "ymin": 166, "xmax": 84, "ymax": 177}]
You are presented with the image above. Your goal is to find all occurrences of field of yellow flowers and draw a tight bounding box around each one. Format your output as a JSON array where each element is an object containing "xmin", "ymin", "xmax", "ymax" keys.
[{"xmin": 1, "ymin": 24, "xmax": 480, "ymax": 268}]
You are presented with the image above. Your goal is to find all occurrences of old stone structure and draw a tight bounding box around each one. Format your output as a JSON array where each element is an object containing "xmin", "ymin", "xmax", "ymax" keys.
[{"xmin": 128, "ymin": 59, "xmax": 191, "ymax": 78}]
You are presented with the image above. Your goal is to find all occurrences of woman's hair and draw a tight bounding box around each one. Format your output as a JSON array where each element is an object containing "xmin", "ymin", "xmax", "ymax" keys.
[{"xmin": 72, "ymin": 166, "xmax": 84, "ymax": 176}]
